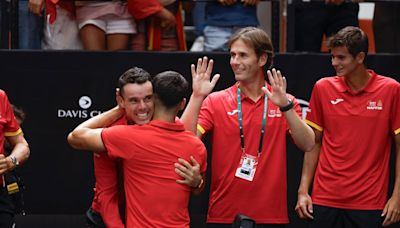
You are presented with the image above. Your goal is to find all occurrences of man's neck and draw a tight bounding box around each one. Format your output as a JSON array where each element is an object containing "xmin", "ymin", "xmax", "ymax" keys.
[
  {"xmin": 344, "ymin": 67, "xmax": 371, "ymax": 92},
  {"xmin": 238, "ymin": 77, "xmax": 265, "ymax": 102},
  {"xmin": 152, "ymin": 110, "xmax": 177, "ymax": 123}
]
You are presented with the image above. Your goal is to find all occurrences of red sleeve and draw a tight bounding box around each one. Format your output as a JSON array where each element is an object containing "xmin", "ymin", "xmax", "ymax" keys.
[
  {"xmin": 102, "ymin": 125, "xmax": 137, "ymax": 160},
  {"xmin": 197, "ymin": 95, "xmax": 214, "ymax": 135},
  {"xmin": 127, "ymin": 0, "xmax": 163, "ymax": 20},
  {"xmin": 1, "ymin": 90, "xmax": 21, "ymax": 136},
  {"xmin": 391, "ymin": 81, "xmax": 400, "ymax": 135},
  {"xmin": 306, "ymin": 81, "xmax": 324, "ymax": 131}
]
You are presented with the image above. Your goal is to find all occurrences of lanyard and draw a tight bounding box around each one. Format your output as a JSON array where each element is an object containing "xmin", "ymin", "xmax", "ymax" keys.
[{"xmin": 237, "ymin": 86, "xmax": 268, "ymax": 157}]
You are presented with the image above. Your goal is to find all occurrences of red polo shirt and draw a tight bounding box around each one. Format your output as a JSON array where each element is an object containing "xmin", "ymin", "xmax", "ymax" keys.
[
  {"xmin": 306, "ymin": 70, "xmax": 400, "ymax": 209},
  {"xmin": 0, "ymin": 90, "xmax": 21, "ymax": 155},
  {"xmin": 102, "ymin": 120, "xmax": 207, "ymax": 227},
  {"xmin": 91, "ymin": 116, "xmax": 127, "ymax": 228},
  {"xmin": 198, "ymin": 82, "xmax": 301, "ymax": 224}
]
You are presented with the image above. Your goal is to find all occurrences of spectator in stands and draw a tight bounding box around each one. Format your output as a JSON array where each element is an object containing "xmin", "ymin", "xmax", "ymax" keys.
[
  {"xmin": 0, "ymin": 90, "xmax": 30, "ymax": 227},
  {"xmin": 42, "ymin": 0, "xmax": 82, "ymax": 50},
  {"xmin": 203, "ymin": 0, "xmax": 259, "ymax": 52},
  {"xmin": 127, "ymin": 0, "xmax": 186, "ymax": 51},
  {"xmin": 68, "ymin": 71, "xmax": 207, "ymax": 227},
  {"xmin": 295, "ymin": 26, "xmax": 400, "ymax": 228},
  {"xmin": 20, "ymin": 0, "xmax": 44, "ymax": 49},
  {"xmin": 373, "ymin": 2, "xmax": 400, "ymax": 53},
  {"xmin": 75, "ymin": 1, "xmax": 135, "ymax": 50},
  {"xmin": 180, "ymin": 27, "xmax": 315, "ymax": 227},
  {"xmin": 292, "ymin": 0, "xmax": 359, "ymax": 52}
]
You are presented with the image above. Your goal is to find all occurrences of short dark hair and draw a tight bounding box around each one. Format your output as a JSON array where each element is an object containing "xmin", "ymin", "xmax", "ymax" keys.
[
  {"xmin": 328, "ymin": 26, "xmax": 369, "ymax": 62},
  {"xmin": 152, "ymin": 71, "xmax": 188, "ymax": 109},
  {"xmin": 118, "ymin": 67, "xmax": 152, "ymax": 96},
  {"xmin": 11, "ymin": 104, "xmax": 25, "ymax": 123},
  {"xmin": 228, "ymin": 27, "xmax": 274, "ymax": 69}
]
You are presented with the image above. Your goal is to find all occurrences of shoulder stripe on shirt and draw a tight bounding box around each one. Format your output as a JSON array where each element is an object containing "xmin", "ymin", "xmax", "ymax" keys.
[
  {"xmin": 197, "ymin": 124, "xmax": 206, "ymax": 135},
  {"xmin": 305, "ymin": 120, "xmax": 323, "ymax": 132},
  {"xmin": 4, "ymin": 128, "xmax": 22, "ymax": 137},
  {"xmin": 395, "ymin": 128, "xmax": 400, "ymax": 135}
]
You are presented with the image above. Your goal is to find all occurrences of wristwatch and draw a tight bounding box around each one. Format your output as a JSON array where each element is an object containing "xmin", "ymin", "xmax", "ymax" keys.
[
  {"xmin": 9, "ymin": 156, "xmax": 19, "ymax": 168},
  {"xmin": 279, "ymin": 99, "xmax": 294, "ymax": 112}
]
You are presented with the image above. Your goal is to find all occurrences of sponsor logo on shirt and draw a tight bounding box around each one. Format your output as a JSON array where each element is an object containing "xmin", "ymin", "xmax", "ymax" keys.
[
  {"xmin": 227, "ymin": 109, "xmax": 239, "ymax": 116},
  {"xmin": 330, "ymin": 98, "xmax": 344, "ymax": 105},
  {"xmin": 268, "ymin": 109, "xmax": 282, "ymax": 118},
  {"xmin": 366, "ymin": 100, "xmax": 383, "ymax": 110}
]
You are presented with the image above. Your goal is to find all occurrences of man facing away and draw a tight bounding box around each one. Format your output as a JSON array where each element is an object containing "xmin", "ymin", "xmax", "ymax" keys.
[
  {"xmin": 68, "ymin": 71, "xmax": 207, "ymax": 227},
  {"xmin": 181, "ymin": 27, "xmax": 315, "ymax": 227},
  {"xmin": 295, "ymin": 26, "xmax": 400, "ymax": 228}
]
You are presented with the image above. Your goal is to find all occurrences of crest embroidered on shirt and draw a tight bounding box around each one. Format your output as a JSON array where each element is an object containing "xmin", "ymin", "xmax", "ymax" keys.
[{"xmin": 366, "ymin": 100, "xmax": 383, "ymax": 110}]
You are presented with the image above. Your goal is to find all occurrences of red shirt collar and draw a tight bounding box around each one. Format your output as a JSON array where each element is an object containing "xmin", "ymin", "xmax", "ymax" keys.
[
  {"xmin": 149, "ymin": 119, "xmax": 185, "ymax": 132},
  {"xmin": 337, "ymin": 69, "xmax": 377, "ymax": 94}
]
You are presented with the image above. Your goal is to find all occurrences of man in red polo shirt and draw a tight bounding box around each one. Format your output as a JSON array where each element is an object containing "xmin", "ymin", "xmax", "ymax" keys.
[
  {"xmin": 0, "ymin": 90, "xmax": 30, "ymax": 227},
  {"xmin": 85, "ymin": 67, "xmax": 205, "ymax": 228},
  {"xmin": 181, "ymin": 27, "xmax": 315, "ymax": 227},
  {"xmin": 295, "ymin": 26, "xmax": 400, "ymax": 227},
  {"xmin": 68, "ymin": 71, "xmax": 207, "ymax": 227},
  {"xmin": 86, "ymin": 67, "xmax": 154, "ymax": 228}
]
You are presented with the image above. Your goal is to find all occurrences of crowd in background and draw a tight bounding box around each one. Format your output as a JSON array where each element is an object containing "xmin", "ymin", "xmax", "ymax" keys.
[{"xmin": 0, "ymin": 0, "xmax": 399, "ymax": 53}]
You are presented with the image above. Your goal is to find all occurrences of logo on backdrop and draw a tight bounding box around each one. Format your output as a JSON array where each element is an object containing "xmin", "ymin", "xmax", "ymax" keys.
[
  {"xmin": 79, "ymin": 96, "xmax": 92, "ymax": 109},
  {"xmin": 57, "ymin": 95, "xmax": 102, "ymax": 119},
  {"xmin": 297, "ymin": 98, "xmax": 310, "ymax": 120}
]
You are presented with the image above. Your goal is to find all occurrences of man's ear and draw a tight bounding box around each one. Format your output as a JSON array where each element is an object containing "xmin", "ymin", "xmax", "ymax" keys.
[
  {"xmin": 116, "ymin": 91, "xmax": 124, "ymax": 109},
  {"xmin": 178, "ymin": 98, "xmax": 187, "ymax": 111},
  {"xmin": 258, "ymin": 53, "xmax": 267, "ymax": 68},
  {"xmin": 356, "ymin": 52, "xmax": 366, "ymax": 64}
]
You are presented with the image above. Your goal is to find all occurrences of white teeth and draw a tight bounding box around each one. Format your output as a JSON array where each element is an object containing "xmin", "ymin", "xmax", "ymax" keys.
[{"xmin": 137, "ymin": 113, "xmax": 148, "ymax": 119}]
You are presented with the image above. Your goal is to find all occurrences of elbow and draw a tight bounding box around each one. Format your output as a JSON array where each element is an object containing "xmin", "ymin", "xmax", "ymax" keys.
[
  {"xmin": 303, "ymin": 132, "xmax": 316, "ymax": 152},
  {"xmin": 67, "ymin": 132, "xmax": 81, "ymax": 150},
  {"xmin": 303, "ymin": 140, "xmax": 315, "ymax": 152}
]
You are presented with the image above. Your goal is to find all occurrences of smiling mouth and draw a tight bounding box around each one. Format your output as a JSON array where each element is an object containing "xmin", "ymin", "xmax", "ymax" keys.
[{"xmin": 137, "ymin": 113, "xmax": 149, "ymax": 120}]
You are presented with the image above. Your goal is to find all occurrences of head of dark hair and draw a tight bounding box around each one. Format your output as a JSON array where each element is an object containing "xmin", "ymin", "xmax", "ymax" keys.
[
  {"xmin": 328, "ymin": 26, "xmax": 369, "ymax": 62},
  {"xmin": 11, "ymin": 104, "xmax": 25, "ymax": 123},
  {"xmin": 228, "ymin": 27, "xmax": 274, "ymax": 70},
  {"xmin": 152, "ymin": 71, "xmax": 188, "ymax": 109},
  {"xmin": 118, "ymin": 67, "xmax": 152, "ymax": 96}
]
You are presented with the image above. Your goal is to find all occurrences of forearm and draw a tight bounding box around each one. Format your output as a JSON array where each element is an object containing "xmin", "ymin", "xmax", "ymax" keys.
[
  {"xmin": 284, "ymin": 109, "xmax": 315, "ymax": 152},
  {"xmin": 181, "ymin": 94, "xmax": 205, "ymax": 134},
  {"xmin": 191, "ymin": 174, "xmax": 206, "ymax": 195},
  {"xmin": 391, "ymin": 135, "xmax": 400, "ymax": 198},
  {"xmin": 8, "ymin": 141, "xmax": 30, "ymax": 164},
  {"xmin": 298, "ymin": 147, "xmax": 320, "ymax": 191},
  {"xmin": 68, "ymin": 107, "xmax": 122, "ymax": 151}
]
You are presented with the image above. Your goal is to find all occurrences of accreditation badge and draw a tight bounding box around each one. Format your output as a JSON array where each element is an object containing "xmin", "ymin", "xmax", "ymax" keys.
[{"xmin": 235, "ymin": 153, "xmax": 258, "ymax": 181}]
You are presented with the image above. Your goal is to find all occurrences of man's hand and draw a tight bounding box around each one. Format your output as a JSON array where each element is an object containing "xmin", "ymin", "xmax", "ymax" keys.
[
  {"xmin": 0, "ymin": 154, "xmax": 14, "ymax": 175},
  {"xmin": 155, "ymin": 8, "xmax": 176, "ymax": 29},
  {"xmin": 262, "ymin": 68, "xmax": 289, "ymax": 108},
  {"xmin": 218, "ymin": 0, "xmax": 237, "ymax": 6},
  {"xmin": 295, "ymin": 191, "xmax": 314, "ymax": 220},
  {"xmin": 382, "ymin": 195, "xmax": 400, "ymax": 226},
  {"xmin": 241, "ymin": 0, "xmax": 259, "ymax": 6},
  {"xmin": 175, "ymin": 156, "xmax": 202, "ymax": 188},
  {"xmin": 28, "ymin": 0, "xmax": 45, "ymax": 16},
  {"xmin": 191, "ymin": 56, "xmax": 220, "ymax": 99},
  {"xmin": 325, "ymin": 0, "xmax": 345, "ymax": 5}
]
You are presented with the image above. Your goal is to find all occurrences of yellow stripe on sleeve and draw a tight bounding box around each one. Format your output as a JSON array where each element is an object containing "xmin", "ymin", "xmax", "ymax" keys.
[
  {"xmin": 305, "ymin": 120, "xmax": 323, "ymax": 132},
  {"xmin": 4, "ymin": 128, "xmax": 22, "ymax": 137},
  {"xmin": 197, "ymin": 124, "xmax": 205, "ymax": 135},
  {"xmin": 395, "ymin": 128, "xmax": 400, "ymax": 135}
]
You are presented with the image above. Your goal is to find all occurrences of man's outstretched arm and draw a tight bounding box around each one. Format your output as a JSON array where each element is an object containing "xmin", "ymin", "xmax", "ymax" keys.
[{"xmin": 67, "ymin": 106, "xmax": 123, "ymax": 152}]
